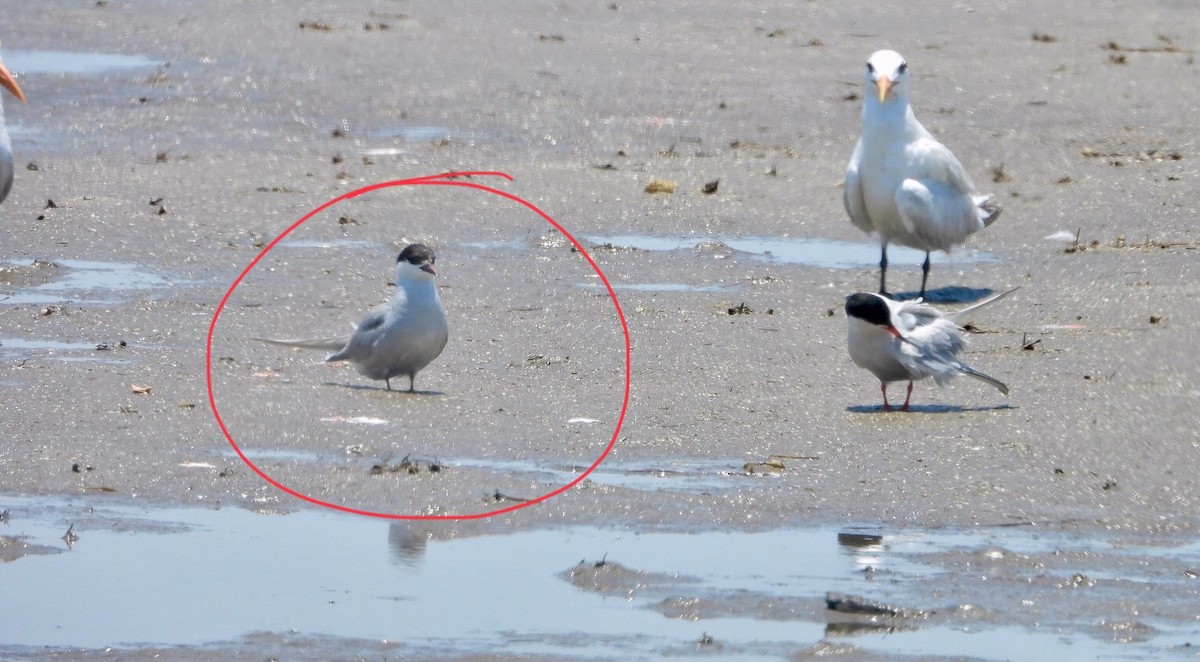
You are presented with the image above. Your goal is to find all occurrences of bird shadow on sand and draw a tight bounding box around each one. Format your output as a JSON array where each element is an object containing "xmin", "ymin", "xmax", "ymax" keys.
[
  {"xmin": 886, "ymin": 286, "xmax": 993, "ymax": 304},
  {"xmin": 847, "ymin": 402, "xmax": 1017, "ymax": 414},
  {"xmin": 322, "ymin": 381, "xmax": 446, "ymax": 396}
]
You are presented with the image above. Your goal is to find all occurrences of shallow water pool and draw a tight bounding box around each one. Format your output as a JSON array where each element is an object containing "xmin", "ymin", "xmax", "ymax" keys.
[{"xmin": 0, "ymin": 496, "xmax": 1195, "ymax": 660}]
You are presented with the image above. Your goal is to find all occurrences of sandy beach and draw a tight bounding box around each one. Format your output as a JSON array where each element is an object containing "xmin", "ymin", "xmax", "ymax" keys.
[{"xmin": 1, "ymin": 1, "xmax": 1198, "ymax": 660}]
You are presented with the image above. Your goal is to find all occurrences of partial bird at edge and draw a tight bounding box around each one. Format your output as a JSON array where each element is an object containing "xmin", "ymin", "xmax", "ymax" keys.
[{"xmin": 0, "ymin": 41, "xmax": 28, "ymax": 206}]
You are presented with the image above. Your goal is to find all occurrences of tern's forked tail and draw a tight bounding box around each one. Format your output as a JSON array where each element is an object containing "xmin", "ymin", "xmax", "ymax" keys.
[{"xmin": 959, "ymin": 363, "xmax": 1009, "ymax": 396}]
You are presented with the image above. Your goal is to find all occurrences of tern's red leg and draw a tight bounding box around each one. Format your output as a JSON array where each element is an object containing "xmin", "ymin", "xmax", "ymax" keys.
[
  {"xmin": 880, "ymin": 382, "xmax": 891, "ymax": 411},
  {"xmin": 900, "ymin": 381, "xmax": 913, "ymax": 412}
]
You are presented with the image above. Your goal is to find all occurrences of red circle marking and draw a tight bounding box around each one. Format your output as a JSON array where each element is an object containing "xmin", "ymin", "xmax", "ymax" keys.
[{"xmin": 205, "ymin": 171, "xmax": 631, "ymax": 520}]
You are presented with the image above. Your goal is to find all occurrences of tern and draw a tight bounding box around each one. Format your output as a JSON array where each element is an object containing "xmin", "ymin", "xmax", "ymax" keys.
[
  {"xmin": 258, "ymin": 244, "xmax": 449, "ymax": 392},
  {"xmin": 0, "ymin": 42, "xmax": 27, "ymax": 204},
  {"xmin": 845, "ymin": 288, "xmax": 1017, "ymax": 411},
  {"xmin": 843, "ymin": 49, "xmax": 1000, "ymax": 297}
]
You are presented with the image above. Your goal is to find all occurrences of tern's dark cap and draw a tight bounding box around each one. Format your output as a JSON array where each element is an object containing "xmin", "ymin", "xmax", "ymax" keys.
[
  {"xmin": 845, "ymin": 292, "xmax": 891, "ymax": 327},
  {"xmin": 398, "ymin": 243, "xmax": 436, "ymax": 266}
]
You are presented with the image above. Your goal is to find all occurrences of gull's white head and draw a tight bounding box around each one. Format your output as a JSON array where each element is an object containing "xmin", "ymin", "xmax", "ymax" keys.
[
  {"xmin": 395, "ymin": 243, "xmax": 438, "ymax": 284},
  {"xmin": 864, "ymin": 50, "xmax": 908, "ymax": 104}
]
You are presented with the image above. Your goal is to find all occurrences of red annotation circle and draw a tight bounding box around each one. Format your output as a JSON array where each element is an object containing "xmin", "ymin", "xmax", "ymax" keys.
[{"xmin": 205, "ymin": 171, "xmax": 631, "ymax": 520}]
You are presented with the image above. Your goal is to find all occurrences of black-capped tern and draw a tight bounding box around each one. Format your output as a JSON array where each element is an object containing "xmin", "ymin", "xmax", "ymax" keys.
[
  {"xmin": 845, "ymin": 288, "xmax": 1016, "ymax": 411},
  {"xmin": 259, "ymin": 243, "xmax": 449, "ymax": 392}
]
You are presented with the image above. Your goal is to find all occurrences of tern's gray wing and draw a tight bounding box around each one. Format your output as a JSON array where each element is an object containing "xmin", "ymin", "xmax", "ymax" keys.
[
  {"xmin": 891, "ymin": 298, "xmax": 945, "ymax": 334},
  {"xmin": 326, "ymin": 303, "xmax": 389, "ymax": 364},
  {"xmin": 894, "ymin": 316, "xmax": 967, "ymax": 386},
  {"xmin": 327, "ymin": 299, "xmax": 448, "ymax": 383},
  {"xmin": 892, "ymin": 299, "xmax": 1008, "ymax": 395}
]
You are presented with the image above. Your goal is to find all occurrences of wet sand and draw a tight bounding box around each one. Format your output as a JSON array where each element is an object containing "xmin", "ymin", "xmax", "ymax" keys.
[{"xmin": 1, "ymin": 1, "xmax": 1198, "ymax": 659}]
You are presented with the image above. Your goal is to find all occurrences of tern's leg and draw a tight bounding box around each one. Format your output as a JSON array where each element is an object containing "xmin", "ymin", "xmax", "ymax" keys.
[
  {"xmin": 900, "ymin": 381, "xmax": 913, "ymax": 412},
  {"xmin": 385, "ymin": 377, "xmax": 393, "ymax": 391},
  {"xmin": 880, "ymin": 382, "xmax": 891, "ymax": 411},
  {"xmin": 919, "ymin": 252, "xmax": 931, "ymax": 298},
  {"xmin": 408, "ymin": 375, "xmax": 416, "ymax": 393},
  {"xmin": 879, "ymin": 244, "xmax": 889, "ymax": 295}
]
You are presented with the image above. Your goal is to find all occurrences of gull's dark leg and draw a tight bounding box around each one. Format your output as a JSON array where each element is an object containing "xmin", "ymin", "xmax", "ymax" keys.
[
  {"xmin": 919, "ymin": 252, "xmax": 931, "ymax": 298},
  {"xmin": 880, "ymin": 382, "xmax": 891, "ymax": 411},
  {"xmin": 408, "ymin": 374, "xmax": 416, "ymax": 393},
  {"xmin": 385, "ymin": 377, "xmax": 393, "ymax": 391},
  {"xmin": 879, "ymin": 244, "xmax": 889, "ymax": 295}
]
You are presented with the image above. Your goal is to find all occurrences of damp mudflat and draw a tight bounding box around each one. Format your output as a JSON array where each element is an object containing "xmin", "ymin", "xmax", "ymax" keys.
[
  {"xmin": 462, "ymin": 233, "xmax": 999, "ymax": 295},
  {"xmin": 3, "ymin": 50, "xmax": 161, "ymax": 76},
  {"xmin": 583, "ymin": 234, "xmax": 1000, "ymax": 269},
  {"xmin": 215, "ymin": 448, "xmax": 764, "ymax": 494},
  {"xmin": 0, "ymin": 259, "xmax": 175, "ymax": 305},
  {"xmin": 3, "ymin": 1, "xmax": 1199, "ymax": 661},
  {"xmin": 1, "ymin": 496, "xmax": 1196, "ymax": 661},
  {"xmin": 586, "ymin": 281, "xmax": 735, "ymax": 293},
  {"xmin": 365, "ymin": 124, "xmax": 458, "ymax": 142},
  {"xmin": 276, "ymin": 238, "xmax": 376, "ymax": 250},
  {"xmin": 0, "ymin": 337, "xmax": 133, "ymax": 365},
  {"xmin": 465, "ymin": 234, "xmax": 1001, "ymax": 297},
  {"xmin": 468, "ymin": 233, "xmax": 998, "ymax": 270}
]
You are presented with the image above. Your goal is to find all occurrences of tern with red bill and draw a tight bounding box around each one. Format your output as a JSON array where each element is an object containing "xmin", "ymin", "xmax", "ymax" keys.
[
  {"xmin": 258, "ymin": 243, "xmax": 449, "ymax": 392},
  {"xmin": 843, "ymin": 49, "xmax": 1000, "ymax": 297},
  {"xmin": 0, "ymin": 41, "xmax": 28, "ymax": 204},
  {"xmin": 844, "ymin": 288, "xmax": 1017, "ymax": 411}
]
